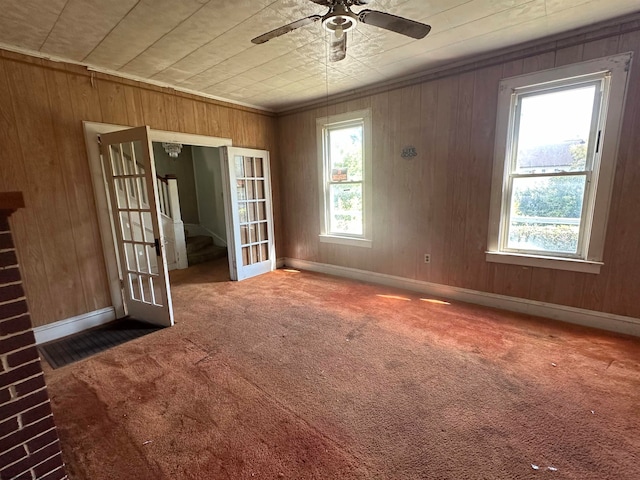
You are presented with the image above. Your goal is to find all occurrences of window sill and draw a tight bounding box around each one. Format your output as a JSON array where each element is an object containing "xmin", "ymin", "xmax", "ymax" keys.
[
  {"xmin": 486, "ymin": 251, "xmax": 602, "ymax": 274},
  {"xmin": 319, "ymin": 235, "xmax": 372, "ymax": 248}
]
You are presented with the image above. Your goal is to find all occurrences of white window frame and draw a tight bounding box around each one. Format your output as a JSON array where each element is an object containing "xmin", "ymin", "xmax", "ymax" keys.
[
  {"xmin": 487, "ymin": 52, "xmax": 632, "ymax": 274},
  {"xmin": 317, "ymin": 109, "xmax": 373, "ymax": 248}
]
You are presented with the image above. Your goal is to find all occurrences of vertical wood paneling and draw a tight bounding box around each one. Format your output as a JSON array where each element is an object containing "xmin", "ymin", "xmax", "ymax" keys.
[
  {"xmin": 386, "ymin": 85, "xmax": 422, "ymax": 279},
  {"xmin": 278, "ymin": 24, "xmax": 640, "ymax": 320},
  {"xmin": 176, "ymin": 98, "xmax": 198, "ymax": 134},
  {"xmin": 163, "ymin": 94, "xmax": 180, "ymax": 132},
  {"xmin": 66, "ymin": 72, "xmax": 102, "ymax": 124},
  {"xmin": 97, "ymin": 82, "xmax": 129, "ymax": 126},
  {"xmin": 582, "ymin": 36, "xmax": 620, "ymax": 60},
  {"xmin": 192, "ymin": 101, "xmax": 213, "ymax": 136},
  {"xmin": 464, "ymin": 64, "xmax": 503, "ymax": 293},
  {"xmin": 370, "ymin": 92, "xmax": 392, "ymax": 274},
  {"xmin": 554, "ymin": 44, "xmax": 585, "ymax": 66},
  {"xmin": 522, "ymin": 51, "xmax": 555, "ymax": 73},
  {"xmin": 210, "ymin": 104, "xmax": 231, "ymax": 139},
  {"xmin": 445, "ymin": 71, "xmax": 475, "ymax": 288},
  {"xmin": 124, "ymin": 85, "xmax": 145, "ymax": 126},
  {"xmin": 140, "ymin": 89, "xmax": 168, "ymax": 130},
  {"xmin": 6, "ymin": 61, "xmax": 84, "ymax": 323},
  {"xmin": 414, "ymin": 82, "xmax": 438, "ymax": 282},
  {"xmin": 44, "ymin": 68, "xmax": 110, "ymax": 312},
  {"xmin": 0, "ymin": 52, "xmax": 277, "ymax": 327},
  {"xmin": 429, "ymin": 77, "xmax": 459, "ymax": 285},
  {"xmin": 0, "ymin": 61, "xmax": 53, "ymax": 325}
]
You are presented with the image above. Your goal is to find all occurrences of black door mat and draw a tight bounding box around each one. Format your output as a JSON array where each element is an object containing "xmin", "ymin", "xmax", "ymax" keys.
[{"xmin": 38, "ymin": 319, "xmax": 163, "ymax": 369}]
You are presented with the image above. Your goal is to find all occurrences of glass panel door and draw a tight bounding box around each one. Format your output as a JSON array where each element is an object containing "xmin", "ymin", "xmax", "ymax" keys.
[
  {"xmin": 221, "ymin": 147, "xmax": 275, "ymax": 281},
  {"xmin": 101, "ymin": 126, "xmax": 174, "ymax": 327}
]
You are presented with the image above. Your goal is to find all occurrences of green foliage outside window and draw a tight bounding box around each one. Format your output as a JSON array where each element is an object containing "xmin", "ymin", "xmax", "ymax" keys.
[
  {"xmin": 329, "ymin": 127, "xmax": 363, "ymax": 234},
  {"xmin": 508, "ymin": 142, "xmax": 588, "ymax": 253}
]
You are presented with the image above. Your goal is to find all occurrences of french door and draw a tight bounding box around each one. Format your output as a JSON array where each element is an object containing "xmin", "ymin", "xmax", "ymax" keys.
[
  {"xmin": 221, "ymin": 147, "xmax": 276, "ymax": 281},
  {"xmin": 100, "ymin": 126, "xmax": 174, "ymax": 327}
]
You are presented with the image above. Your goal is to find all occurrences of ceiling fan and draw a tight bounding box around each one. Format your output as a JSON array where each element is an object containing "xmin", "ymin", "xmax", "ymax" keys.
[{"xmin": 251, "ymin": 0, "xmax": 431, "ymax": 62}]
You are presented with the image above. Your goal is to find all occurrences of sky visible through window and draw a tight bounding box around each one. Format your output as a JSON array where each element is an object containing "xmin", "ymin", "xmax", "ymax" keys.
[{"xmin": 517, "ymin": 85, "xmax": 596, "ymax": 150}]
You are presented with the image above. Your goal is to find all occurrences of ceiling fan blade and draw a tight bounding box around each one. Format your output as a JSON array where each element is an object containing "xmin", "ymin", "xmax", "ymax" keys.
[
  {"xmin": 251, "ymin": 15, "xmax": 322, "ymax": 44},
  {"xmin": 329, "ymin": 33, "xmax": 347, "ymax": 62},
  {"xmin": 307, "ymin": 0, "xmax": 332, "ymax": 5},
  {"xmin": 358, "ymin": 10, "xmax": 431, "ymax": 39},
  {"xmin": 351, "ymin": 1, "xmax": 372, "ymax": 5}
]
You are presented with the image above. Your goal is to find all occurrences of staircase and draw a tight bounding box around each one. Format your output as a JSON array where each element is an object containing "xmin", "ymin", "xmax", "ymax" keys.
[{"xmin": 186, "ymin": 235, "xmax": 227, "ymax": 266}]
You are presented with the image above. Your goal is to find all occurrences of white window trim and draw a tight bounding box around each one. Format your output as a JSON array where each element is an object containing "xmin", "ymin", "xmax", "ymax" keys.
[
  {"xmin": 317, "ymin": 109, "xmax": 373, "ymax": 248},
  {"xmin": 487, "ymin": 52, "xmax": 633, "ymax": 274}
]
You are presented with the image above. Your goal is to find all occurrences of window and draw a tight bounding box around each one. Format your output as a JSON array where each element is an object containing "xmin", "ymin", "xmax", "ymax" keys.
[
  {"xmin": 317, "ymin": 109, "xmax": 372, "ymax": 247},
  {"xmin": 487, "ymin": 53, "xmax": 632, "ymax": 274}
]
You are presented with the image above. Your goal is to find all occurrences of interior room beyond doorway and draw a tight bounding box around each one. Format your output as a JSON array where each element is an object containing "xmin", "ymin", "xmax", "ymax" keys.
[{"xmin": 151, "ymin": 142, "xmax": 229, "ymax": 273}]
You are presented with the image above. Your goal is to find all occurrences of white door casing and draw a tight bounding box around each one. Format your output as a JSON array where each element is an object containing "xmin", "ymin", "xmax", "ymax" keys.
[
  {"xmin": 100, "ymin": 126, "xmax": 174, "ymax": 327},
  {"xmin": 221, "ymin": 147, "xmax": 276, "ymax": 281}
]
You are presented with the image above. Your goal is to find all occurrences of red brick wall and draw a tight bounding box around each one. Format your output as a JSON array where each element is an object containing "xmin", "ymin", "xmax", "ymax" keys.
[{"xmin": 0, "ymin": 212, "xmax": 67, "ymax": 480}]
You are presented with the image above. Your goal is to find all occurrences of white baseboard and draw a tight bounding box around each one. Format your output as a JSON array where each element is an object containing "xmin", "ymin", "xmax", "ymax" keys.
[
  {"xmin": 276, "ymin": 257, "xmax": 286, "ymax": 269},
  {"xmin": 282, "ymin": 258, "xmax": 640, "ymax": 337},
  {"xmin": 33, "ymin": 307, "xmax": 116, "ymax": 345}
]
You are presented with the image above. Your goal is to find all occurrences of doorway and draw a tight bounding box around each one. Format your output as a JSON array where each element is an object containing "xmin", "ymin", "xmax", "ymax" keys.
[{"xmin": 83, "ymin": 122, "xmax": 276, "ymax": 328}]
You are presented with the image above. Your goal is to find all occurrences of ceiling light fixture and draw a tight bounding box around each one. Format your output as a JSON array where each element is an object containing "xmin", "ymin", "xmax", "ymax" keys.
[
  {"xmin": 321, "ymin": 4, "xmax": 356, "ymax": 40},
  {"xmin": 162, "ymin": 142, "xmax": 183, "ymax": 159}
]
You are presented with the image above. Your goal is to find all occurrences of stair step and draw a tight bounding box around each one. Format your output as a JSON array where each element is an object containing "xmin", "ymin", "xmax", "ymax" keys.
[
  {"xmin": 186, "ymin": 235, "xmax": 213, "ymax": 254},
  {"xmin": 188, "ymin": 244, "xmax": 227, "ymax": 266}
]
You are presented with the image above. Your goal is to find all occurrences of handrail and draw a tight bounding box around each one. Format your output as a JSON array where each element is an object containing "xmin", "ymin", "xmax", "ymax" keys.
[{"xmin": 156, "ymin": 175, "xmax": 172, "ymax": 219}]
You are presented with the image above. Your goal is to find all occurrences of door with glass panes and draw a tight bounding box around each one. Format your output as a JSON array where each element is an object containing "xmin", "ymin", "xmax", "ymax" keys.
[
  {"xmin": 100, "ymin": 126, "xmax": 174, "ymax": 327},
  {"xmin": 221, "ymin": 147, "xmax": 276, "ymax": 281}
]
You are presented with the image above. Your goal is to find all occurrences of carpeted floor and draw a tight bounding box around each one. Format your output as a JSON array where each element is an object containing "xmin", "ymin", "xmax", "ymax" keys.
[{"xmin": 43, "ymin": 258, "xmax": 640, "ymax": 479}]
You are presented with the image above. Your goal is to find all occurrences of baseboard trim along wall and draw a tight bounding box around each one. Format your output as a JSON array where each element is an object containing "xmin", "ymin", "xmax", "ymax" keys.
[
  {"xmin": 33, "ymin": 307, "xmax": 116, "ymax": 345},
  {"xmin": 282, "ymin": 258, "xmax": 640, "ymax": 338}
]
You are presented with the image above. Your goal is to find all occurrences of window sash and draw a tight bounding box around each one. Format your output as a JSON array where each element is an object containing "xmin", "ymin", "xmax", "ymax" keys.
[
  {"xmin": 323, "ymin": 122, "xmax": 365, "ymax": 238},
  {"xmin": 499, "ymin": 78, "xmax": 606, "ymax": 258}
]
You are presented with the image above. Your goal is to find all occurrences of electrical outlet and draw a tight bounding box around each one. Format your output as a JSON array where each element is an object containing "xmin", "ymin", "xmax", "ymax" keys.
[{"xmin": 424, "ymin": 254, "xmax": 431, "ymax": 264}]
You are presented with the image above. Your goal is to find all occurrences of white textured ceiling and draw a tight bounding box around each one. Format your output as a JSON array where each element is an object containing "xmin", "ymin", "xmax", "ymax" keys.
[{"xmin": 0, "ymin": 0, "xmax": 638, "ymax": 111}]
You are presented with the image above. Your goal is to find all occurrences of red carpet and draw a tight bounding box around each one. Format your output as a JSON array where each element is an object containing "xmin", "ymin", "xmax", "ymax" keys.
[{"xmin": 44, "ymin": 258, "xmax": 640, "ymax": 479}]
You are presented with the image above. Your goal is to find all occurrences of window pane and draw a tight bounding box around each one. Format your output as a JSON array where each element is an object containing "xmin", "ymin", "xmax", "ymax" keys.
[
  {"xmin": 129, "ymin": 273, "xmax": 141, "ymax": 301},
  {"xmin": 240, "ymin": 225, "xmax": 249, "ymax": 245},
  {"xmin": 329, "ymin": 125, "xmax": 363, "ymax": 182},
  {"xmin": 507, "ymin": 175, "xmax": 586, "ymax": 254},
  {"xmin": 329, "ymin": 183, "xmax": 363, "ymax": 235},
  {"xmin": 515, "ymin": 85, "xmax": 596, "ymax": 173},
  {"xmin": 244, "ymin": 157, "xmax": 254, "ymax": 177},
  {"xmin": 235, "ymin": 156, "xmax": 244, "ymax": 177},
  {"xmin": 237, "ymin": 180, "xmax": 247, "ymax": 200},
  {"xmin": 260, "ymin": 243, "xmax": 269, "ymax": 261},
  {"xmin": 258, "ymin": 222, "xmax": 268, "ymax": 242},
  {"xmin": 239, "ymin": 202, "xmax": 248, "ymax": 223},
  {"xmin": 255, "ymin": 158, "xmax": 264, "ymax": 177},
  {"xmin": 257, "ymin": 202, "xmax": 266, "ymax": 221}
]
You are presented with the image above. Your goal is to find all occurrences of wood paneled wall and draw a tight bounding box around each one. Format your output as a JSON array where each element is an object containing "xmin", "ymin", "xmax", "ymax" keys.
[
  {"xmin": 0, "ymin": 51, "xmax": 278, "ymax": 327},
  {"xmin": 277, "ymin": 21, "xmax": 640, "ymax": 320}
]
